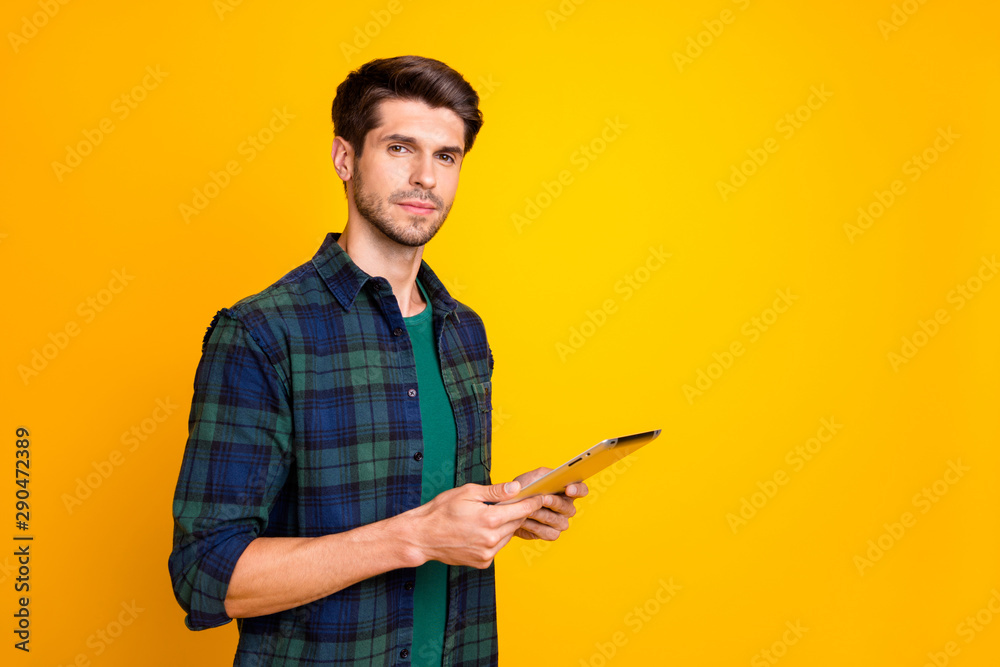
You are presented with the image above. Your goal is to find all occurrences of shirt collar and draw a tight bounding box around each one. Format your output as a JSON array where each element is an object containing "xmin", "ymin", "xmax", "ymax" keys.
[{"xmin": 311, "ymin": 231, "xmax": 460, "ymax": 320}]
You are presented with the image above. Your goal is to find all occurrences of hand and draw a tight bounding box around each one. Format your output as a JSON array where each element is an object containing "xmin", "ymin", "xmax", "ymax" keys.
[
  {"xmin": 511, "ymin": 467, "xmax": 589, "ymax": 541},
  {"xmin": 403, "ymin": 481, "xmax": 544, "ymax": 569}
]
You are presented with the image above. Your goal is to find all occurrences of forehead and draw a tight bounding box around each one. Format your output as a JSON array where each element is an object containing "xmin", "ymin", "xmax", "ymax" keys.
[{"xmin": 367, "ymin": 98, "xmax": 465, "ymax": 149}]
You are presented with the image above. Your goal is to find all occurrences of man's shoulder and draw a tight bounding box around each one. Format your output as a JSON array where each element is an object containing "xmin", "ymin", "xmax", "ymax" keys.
[
  {"xmin": 228, "ymin": 256, "xmax": 323, "ymax": 320},
  {"xmin": 200, "ymin": 256, "xmax": 324, "ymax": 362},
  {"xmin": 452, "ymin": 299, "xmax": 486, "ymax": 330}
]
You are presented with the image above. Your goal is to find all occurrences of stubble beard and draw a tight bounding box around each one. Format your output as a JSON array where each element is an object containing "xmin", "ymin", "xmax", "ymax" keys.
[{"xmin": 352, "ymin": 160, "xmax": 453, "ymax": 248}]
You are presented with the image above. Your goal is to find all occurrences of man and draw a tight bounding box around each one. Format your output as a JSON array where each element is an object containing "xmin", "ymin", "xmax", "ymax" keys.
[{"xmin": 168, "ymin": 55, "xmax": 588, "ymax": 666}]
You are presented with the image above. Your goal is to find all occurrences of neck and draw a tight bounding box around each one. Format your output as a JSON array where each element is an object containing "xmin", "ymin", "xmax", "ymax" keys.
[{"xmin": 337, "ymin": 220, "xmax": 427, "ymax": 317}]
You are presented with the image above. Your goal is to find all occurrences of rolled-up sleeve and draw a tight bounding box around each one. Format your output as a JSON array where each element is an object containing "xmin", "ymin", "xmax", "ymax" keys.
[{"xmin": 167, "ymin": 308, "xmax": 293, "ymax": 630}]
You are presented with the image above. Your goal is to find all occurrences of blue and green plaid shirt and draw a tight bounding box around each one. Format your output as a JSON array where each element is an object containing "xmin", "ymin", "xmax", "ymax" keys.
[{"xmin": 168, "ymin": 232, "xmax": 497, "ymax": 666}]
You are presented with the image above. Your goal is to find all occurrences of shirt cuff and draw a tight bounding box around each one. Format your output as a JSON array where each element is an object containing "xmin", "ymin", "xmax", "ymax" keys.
[{"xmin": 172, "ymin": 526, "xmax": 258, "ymax": 631}]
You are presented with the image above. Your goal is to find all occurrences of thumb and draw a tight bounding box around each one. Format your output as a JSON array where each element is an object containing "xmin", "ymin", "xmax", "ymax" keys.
[{"xmin": 482, "ymin": 480, "xmax": 521, "ymax": 502}]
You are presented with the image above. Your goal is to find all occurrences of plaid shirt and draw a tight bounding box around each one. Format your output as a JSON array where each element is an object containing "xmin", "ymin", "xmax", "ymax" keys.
[{"xmin": 168, "ymin": 232, "xmax": 497, "ymax": 666}]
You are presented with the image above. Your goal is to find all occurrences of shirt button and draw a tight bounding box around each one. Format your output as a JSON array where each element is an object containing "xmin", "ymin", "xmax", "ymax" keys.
[
  {"xmin": 407, "ymin": 388, "xmax": 417, "ymax": 398},
  {"xmin": 399, "ymin": 649, "xmax": 409, "ymax": 659},
  {"xmin": 413, "ymin": 452, "xmax": 423, "ymax": 462},
  {"xmin": 393, "ymin": 327, "xmax": 403, "ymax": 336},
  {"xmin": 404, "ymin": 581, "xmax": 414, "ymax": 591}
]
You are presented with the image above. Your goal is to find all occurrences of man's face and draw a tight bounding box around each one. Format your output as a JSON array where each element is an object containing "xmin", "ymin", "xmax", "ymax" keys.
[{"xmin": 349, "ymin": 98, "xmax": 466, "ymax": 248}]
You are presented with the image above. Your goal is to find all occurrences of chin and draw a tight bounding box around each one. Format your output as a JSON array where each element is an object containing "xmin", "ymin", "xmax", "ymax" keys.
[{"xmin": 387, "ymin": 227, "xmax": 437, "ymax": 248}]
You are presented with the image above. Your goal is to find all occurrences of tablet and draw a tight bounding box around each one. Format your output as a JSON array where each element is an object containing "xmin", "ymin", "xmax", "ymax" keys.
[{"xmin": 495, "ymin": 429, "xmax": 661, "ymax": 505}]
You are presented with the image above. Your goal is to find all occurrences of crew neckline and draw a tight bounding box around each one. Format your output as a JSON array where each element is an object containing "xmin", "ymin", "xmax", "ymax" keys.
[{"xmin": 403, "ymin": 276, "xmax": 432, "ymax": 323}]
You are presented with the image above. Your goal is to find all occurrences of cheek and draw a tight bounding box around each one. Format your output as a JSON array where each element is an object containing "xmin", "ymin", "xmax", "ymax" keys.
[
  {"xmin": 362, "ymin": 157, "xmax": 404, "ymax": 191},
  {"xmin": 384, "ymin": 160, "xmax": 410, "ymax": 183},
  {"xmin": 441, "ymin": 173, "xmax": 461, "ymax": 201}
]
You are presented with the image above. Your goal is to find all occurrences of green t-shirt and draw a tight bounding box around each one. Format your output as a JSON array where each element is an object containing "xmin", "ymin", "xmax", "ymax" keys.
[{"xmin": 403, "ymin": 276, "xmax": 457, "ymax": 667}]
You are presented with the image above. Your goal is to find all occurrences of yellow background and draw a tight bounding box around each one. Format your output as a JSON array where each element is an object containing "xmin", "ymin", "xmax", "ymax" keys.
[{"xmin": 3, "ymin": 0, "xmax": 999, "ymax": 665}]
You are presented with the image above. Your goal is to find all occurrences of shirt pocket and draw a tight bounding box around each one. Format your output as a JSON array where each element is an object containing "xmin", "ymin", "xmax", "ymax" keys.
[{"xmin": 472, "ymin": 380, "xmax": 492, "ymax": 472}]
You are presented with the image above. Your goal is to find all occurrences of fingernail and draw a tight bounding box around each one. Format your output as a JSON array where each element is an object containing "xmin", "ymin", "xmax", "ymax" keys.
[{"xmin": 505, "ymin": 481, "xmax": 519, "ymax": 494}]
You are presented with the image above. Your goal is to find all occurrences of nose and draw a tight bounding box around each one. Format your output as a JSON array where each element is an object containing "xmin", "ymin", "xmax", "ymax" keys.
[{"xmin": 410, "ymin": 152, "xmax": 436, "ymax": 190}]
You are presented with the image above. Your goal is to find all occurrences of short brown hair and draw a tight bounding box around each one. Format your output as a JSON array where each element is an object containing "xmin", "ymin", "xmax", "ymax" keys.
[{"xmin": 331, "ymin": 55, "xmax": 484, "ymax": 166}]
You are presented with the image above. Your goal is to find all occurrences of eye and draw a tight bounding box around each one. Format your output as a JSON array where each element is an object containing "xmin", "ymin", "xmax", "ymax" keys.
[
  {"xmin": 388, "ymin": 144, "xmax": 409, "ymax": 154},
  {"xmin": 437, "ymin": 153, "xmax": 456, "ymax": 164}
]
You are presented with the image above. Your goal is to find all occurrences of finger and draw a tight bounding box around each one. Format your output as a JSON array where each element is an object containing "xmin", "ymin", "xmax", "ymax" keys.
[
  {"xmin": 517, "ymin": 518, "xmax": 561, "ymax": 541},
  {"xmin": 494, "ymin": 504, "xmax": 550, "ymax": 535},
  {"xmin": 539, "ymin": 494, "xmax": 578, "ymax": 517},
  {"xmin": 564, "ymin": 482, "xmax": 589, "ymax": 498},
  {"xmin": 498, "ymin": 509, "xmax": 566, "ymax": 540},
  {"xmin": 514, "ymin": 466, "xmax": 554, "ymax": 487},
  {"xmin": 487, "ymin": 495, "xmax": 546, "ymax": 524},
  {"xmin": 501, "ymin": 496, "xmax": 547, "ymax": 523},
  {"xmin": 513, "ymin": 526, "xmax": 536, "ymax": 540},
  {"xmin": 527, "ymin": 507, "xmax": 570, "ymax": 532},
  {"xmin": 476, "ymin": 480, "xmax": 522, "ymax": 503}
]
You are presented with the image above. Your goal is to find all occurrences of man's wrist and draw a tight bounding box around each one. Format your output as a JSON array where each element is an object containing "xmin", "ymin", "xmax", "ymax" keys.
[{"xmin": 387, "ymin": 509, "xmax": 429, "ymax": 569}]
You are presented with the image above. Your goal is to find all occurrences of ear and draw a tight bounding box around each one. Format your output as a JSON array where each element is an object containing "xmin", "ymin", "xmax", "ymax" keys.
[{"xmin": 331, "ymin": 136, "xmax": 355, "ymax": 183}]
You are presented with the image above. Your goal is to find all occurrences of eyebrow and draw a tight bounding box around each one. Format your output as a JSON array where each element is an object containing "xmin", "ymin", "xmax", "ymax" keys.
[{"xmin": 379, "ymin": 133, "xmax": 464, "ymax": 156}]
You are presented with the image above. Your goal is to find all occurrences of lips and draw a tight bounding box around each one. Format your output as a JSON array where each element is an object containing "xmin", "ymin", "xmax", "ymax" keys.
[{"xmin": 396, "ymin": 199, "xmax": 436, "ymax": 210}]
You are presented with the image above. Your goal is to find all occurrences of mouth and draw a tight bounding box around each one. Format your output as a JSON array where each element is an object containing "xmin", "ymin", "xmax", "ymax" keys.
[{"xmin": 397, "ymin": 200, "xmax": 437, "ymax": 215}]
